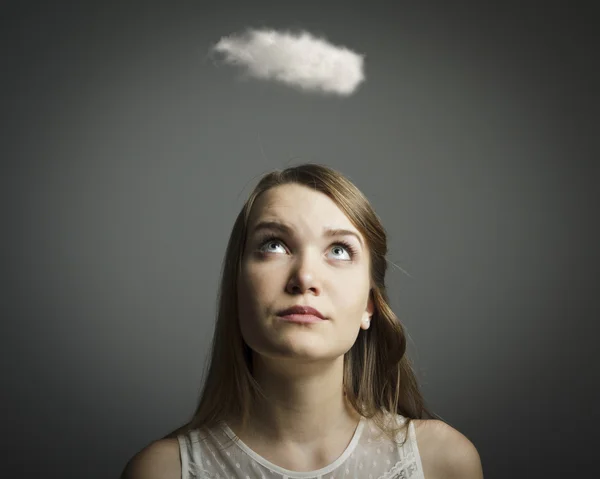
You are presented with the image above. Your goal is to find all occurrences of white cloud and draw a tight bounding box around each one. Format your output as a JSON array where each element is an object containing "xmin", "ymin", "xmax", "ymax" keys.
[{"xmin": 210, "ymin": 28, "xmax": 366, "ymax": 96}]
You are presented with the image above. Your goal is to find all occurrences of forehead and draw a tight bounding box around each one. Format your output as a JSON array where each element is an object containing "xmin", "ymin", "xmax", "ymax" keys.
[{"xmin": 248, "ymin": 183, "xmax": 358, "ymax": 233}]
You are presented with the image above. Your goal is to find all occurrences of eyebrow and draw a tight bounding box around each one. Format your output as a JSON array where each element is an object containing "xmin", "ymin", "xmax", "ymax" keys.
[{"xmin": 251, "ymin": 220, "xmax": 364, "ymax": 248}]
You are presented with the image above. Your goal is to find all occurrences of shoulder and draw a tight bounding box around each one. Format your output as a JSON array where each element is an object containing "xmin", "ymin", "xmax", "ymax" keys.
[
  {"xmin": 120, "ymin": 438, "xmax": 181, "ymax": 479},
  {"xmin": 412, "ymin": 419, "xmax": 483, "ymax": 479}
]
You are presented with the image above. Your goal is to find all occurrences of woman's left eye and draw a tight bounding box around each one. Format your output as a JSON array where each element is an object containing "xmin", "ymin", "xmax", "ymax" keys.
[{"xmin": 328, "ymin": 244, "xmax": 354, "ymax": 260}]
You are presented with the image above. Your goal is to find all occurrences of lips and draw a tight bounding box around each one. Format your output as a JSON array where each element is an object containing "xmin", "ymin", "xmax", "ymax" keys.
[{"xmin": 276, "ymin": 305, "xmax": 325, "ymax": 319}]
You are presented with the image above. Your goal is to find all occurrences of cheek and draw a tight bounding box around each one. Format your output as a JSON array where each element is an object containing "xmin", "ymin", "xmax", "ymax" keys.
[
  {"xmin": 332, "ymin": 270, "xmax": 370, "ymax": 299},
  {"xmin": 237, "ymin": 264, "xmax": 274, "ymax": 318},
  {"xmin": 237, "ymin": 266, "xmax": 279, "ymax": 352},
  {"xmin": 331, "ymin": 275, "xmax": 371, "ymax": 320}
]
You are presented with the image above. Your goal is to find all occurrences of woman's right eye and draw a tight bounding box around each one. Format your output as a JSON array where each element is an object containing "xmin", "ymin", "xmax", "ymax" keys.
[{"xmin": 258, "ymin": 238, "xmax": 286, "ymax": 254}]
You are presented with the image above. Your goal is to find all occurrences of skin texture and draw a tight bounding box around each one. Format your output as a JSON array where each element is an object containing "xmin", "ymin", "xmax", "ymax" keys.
[
  {"xmin": 238, "ymin": 183, "xmax": 373, "ymax": 364},
  {"xmin": 232, "ymin": 183, "xmax": 373, "ymax": 468}
]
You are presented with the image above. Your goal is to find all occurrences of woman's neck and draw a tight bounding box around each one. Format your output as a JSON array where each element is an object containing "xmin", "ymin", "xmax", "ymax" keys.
[
  {"xmin": 227, "ymin": 394, "xmax": 362, "ymax": 473},
  {"xmin": 231, "ymin": 354, "xmax": 361, "ymax": 447}
]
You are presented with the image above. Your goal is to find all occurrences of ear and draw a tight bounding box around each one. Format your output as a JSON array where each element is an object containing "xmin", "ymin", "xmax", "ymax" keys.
[{"xmin": 361, "ymin": 289, "xmax": 375, "ymax": 330}]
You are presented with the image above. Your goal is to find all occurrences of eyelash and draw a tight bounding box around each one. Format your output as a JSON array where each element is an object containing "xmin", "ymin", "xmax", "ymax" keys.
[{"xmin": 257, "ymin": 234, "xmax": 359, "ymax": 259}]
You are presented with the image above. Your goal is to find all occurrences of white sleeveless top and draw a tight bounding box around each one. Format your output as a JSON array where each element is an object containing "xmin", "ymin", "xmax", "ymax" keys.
[{"xmin": 177, "ymin": 414, "xmax": 425, "ymax": 479}]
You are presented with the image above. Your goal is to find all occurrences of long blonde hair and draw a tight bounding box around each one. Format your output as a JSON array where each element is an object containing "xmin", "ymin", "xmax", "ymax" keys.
[{"xmin": 165, "ymin": 163, "xmax": 437, "ymax": 445}]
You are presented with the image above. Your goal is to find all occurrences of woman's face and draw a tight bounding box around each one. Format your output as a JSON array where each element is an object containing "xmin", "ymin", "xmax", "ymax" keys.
[{"xmin": 237, "ymin": 183, "xmax": 373, "ymax": 363}]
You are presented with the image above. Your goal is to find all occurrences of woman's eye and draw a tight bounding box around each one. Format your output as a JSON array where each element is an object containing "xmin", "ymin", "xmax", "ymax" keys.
[
  {"xmin": 259, "ymin": 240, "xmax": 286, "ymax": 254},
  {"xmin": 329, "ymin": 245, "xmax": 352, "ymax": 260}
]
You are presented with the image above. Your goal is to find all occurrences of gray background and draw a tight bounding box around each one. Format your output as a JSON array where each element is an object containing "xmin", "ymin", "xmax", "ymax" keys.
[{"xmin": 2, "ymin": 1, "xmax": 598, "ymax": 477}]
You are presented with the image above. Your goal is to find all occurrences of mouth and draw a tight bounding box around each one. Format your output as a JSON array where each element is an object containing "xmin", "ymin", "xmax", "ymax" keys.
[{"xmin": 276, "ymin": 305, "xmax": 326, "ymax": 324}]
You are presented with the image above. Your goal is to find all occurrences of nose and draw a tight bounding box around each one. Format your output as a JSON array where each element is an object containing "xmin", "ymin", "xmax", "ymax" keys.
[{"xmin": 285, "ymin": 252, "xmax": 321, "ymax": 296}]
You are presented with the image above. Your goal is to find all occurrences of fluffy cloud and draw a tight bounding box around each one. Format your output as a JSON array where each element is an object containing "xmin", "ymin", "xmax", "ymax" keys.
[{"xmin": 210, "ymin": 28, "xmax": 366, "ymax": 96}]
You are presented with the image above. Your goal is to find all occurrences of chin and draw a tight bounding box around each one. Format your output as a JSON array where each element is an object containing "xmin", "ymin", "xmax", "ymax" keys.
[{"xmin": 254, "ymin": 338, "xmax": 346, "ymax": 364}]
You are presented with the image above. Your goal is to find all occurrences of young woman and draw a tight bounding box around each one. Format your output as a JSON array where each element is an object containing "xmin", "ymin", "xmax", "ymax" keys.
[{"xmin": 122, "ymin": 164, "xmax": 483, "ymax": 479}]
